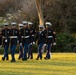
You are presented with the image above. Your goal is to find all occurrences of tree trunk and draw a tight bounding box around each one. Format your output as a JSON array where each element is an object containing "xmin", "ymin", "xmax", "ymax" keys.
[{"xmin": 35, "ymin": 0, "xmax": 44, "ymax": 25}]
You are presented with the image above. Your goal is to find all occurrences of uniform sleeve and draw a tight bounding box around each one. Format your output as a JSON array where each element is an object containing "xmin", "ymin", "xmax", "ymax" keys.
[
  {"xmin": 35, "ymin": 32, "xmax": 38, "ymax": 42},
  {"xmin": 18, "ymin": 32, "xmax": 22, "ymax": 43},
  {"xmin": 9, "ymin": 29, "xmax": 12, "ymax": 36},
  {"xmin": 34, "ymin": 29, "xmax": 36, "ymax": 34},
  {"xmin": 17, "ymin": 29, "xmax": 19, "ymax": 36},
  {"xmin": 20, "ymin": 29, "xmax": 22, "ymax": 35},
  {"xmin": 0, "ymin": 34, "xmax": 2, "ymax": 45},
  {"xmin": 1, "ymin": 29, "xmax": 4, "ymax": 36},
  {"xmin": 53, "ymin": 31, "xmax": 56, "ymax": 42}
]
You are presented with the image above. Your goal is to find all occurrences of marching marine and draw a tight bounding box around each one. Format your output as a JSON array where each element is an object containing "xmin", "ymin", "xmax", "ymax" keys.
[
  {"xmin": 0, "ymin": 28, "xmax": 2, "ymax": 47},
  {"xmin": 1, "ymin": 23, "xmax": 10, "ymax": 61},
  {"xmin": 44, "ymin": 22, "xmax": 56, "ymax": 60},
  {"xmin": 10, "ymin": 22, "xmax": 19, "ymax": 62},
  {"xmin": 36, "ymin": 25, "xmax": 46, "ymax": 60},
  {"xmin": 18, "ymin": 23, "xmax": 23, "ymax": 60},
  {"xmin": 28, "ymin": 22, "xmax": 36, "ymax": 59},
  {"xmin": 20, "ymin": 21, "xmax": 30, "ymax": 61}
]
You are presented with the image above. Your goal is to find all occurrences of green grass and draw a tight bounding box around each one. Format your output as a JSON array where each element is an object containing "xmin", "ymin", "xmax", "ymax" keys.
[{"xmin": 0, "ymin": 53, "xmax": 76, "ymax": 75}]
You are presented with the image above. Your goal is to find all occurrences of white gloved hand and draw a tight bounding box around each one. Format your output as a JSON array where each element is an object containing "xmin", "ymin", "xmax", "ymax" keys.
[
  {"xmin": 30, "ymin": 43, "xmax": 32, "ymax": 45},
  {"xmin": 44, "ymin": 44, "xmax": 46, "ymax": 46},
  {"xmin": 17, "ymin": 40, "xmax": 19, "ymax": 44},
  {"xmin": 5, "ymin": 39, "xmax": 7, "ymax": 42},
  {"xmin": 20, "ymin": 43, "xmax": 22, "ymax": 45},
  {"xmin": 33, "ymin": 42, "xmax": 35, "ymax": 45},
  {"xmin": 53, "ymin": 43, "xmax": 56, "ymax": 45}
]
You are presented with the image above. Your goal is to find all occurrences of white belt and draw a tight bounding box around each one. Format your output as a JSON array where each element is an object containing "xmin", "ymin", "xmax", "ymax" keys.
[
  {"xmin": 32, "ymin": 35, "xmax": 34, "ymax": 37},
  {"xmin": 22, "ymin": 36, "xmax": 29, "ymax": 38},
  {"xmin": 10, "ymin": 36, "xmax": 17, "ymax": 38},
  {"xmin": 47, "ymin": 36, "xmax": 53, "ymax": 38},
  {"xmin": 30, "ymin": 42, "xmax": 35, "ymax": 45},
  {"xmin": 3, "ymin": 37, "xmax": 5, "ymax": 38},
  {"xmin": 3, "ymin": 37, "xmax": 9, "ymax": 38}
]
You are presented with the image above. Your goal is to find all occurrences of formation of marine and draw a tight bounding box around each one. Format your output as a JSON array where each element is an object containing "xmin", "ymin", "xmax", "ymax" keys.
[{"xmin": 0, "ymin": 21, "xmax": 56, "ymax": 62}]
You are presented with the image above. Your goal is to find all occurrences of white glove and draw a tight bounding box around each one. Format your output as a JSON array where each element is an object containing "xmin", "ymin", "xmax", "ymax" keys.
[
  {"xmin": 53, "ymin": 43, "xmax": 56, "ymax": 45},
  {"xmin": 5, "ymin": 39, "xmax": 7, "ymax": 42},
  {"xmin": 33, "ymin": 42, "xmax": 35, "ymax": 45},
  {"xmin": 17, "ymin": 40, "xmax": 19, "ymax": 44},
  {"xmin": 44, "ymin": 44, "xmax": 46, "ymax": 46},
  {"xmin": 30, "ymin": 43, "xmax": 32, "ymax": 45},
  {"xmin": 20, "ymin": 43, "xmax": 22, "ymax": 45}
]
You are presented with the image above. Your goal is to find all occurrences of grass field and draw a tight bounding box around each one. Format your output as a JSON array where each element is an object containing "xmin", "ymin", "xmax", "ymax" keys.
[{"xmin": 0, "ymin": 53, "xmax": 76, "ymax": 75}]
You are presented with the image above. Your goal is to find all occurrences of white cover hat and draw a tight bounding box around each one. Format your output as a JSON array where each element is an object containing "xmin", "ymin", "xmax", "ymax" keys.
[
  {"xmin": 39, "ymin": 25, "xmax": 44, "ymax": 28},
  {"xmin": 45, "ymin": 22, "xmax": 52, "ymax": 26},
  {"xmin": 4, "ymin": 22, "xmax": 9, "ymax": 26},
  {"xmin": 28, "ymin": 22, "xmax": 33, "ymax": 25},
  {"xmin": 11, "ymin": 22, "xmax": 17, "ymax": 25},
  {"xmin": 22, "ymin": 21, "xmax": 28, "ymax": 25},
  {"xmin": 19, "ymin": 23, "xmax": 23, "ymax": 27}
]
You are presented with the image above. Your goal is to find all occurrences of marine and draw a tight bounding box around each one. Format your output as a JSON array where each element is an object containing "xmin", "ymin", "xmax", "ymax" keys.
[
  {"xmin": 1, "ymin": 23, "xmax": 10, "ymax": 61},
  {"xmin": 10, "ymin": 22, "xmax": 19, "ymax": 62}
]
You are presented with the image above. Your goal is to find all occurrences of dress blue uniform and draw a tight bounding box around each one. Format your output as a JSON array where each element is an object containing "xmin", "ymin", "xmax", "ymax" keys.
[
  {"xmin": 0, "ymin": 32, "xmax": 2, "ymax": 46},
  {"xmin": 36, "ymin": 25, "xmax": 46, "ymax": 60},
  {"xmin": 28, "ymin": 22, "xmax": 36, "ymax": 59},
  {"xmin": 10, "ymin": 22, "xmax": 19, "ymax": 62},
  {"xmin": 44, "ymin": 22, "xmax": 56, "ymax": 59},
  {"xmin": 1, "ymin": 23, "xmax": 10, "ymax": 61},
  {"xmin": 20, "ymin": 21, "xmax": 30, "ymax": 61},
  {"xmin": 18, "ymin": 24, "xmax": 23, "ymax": 60}
]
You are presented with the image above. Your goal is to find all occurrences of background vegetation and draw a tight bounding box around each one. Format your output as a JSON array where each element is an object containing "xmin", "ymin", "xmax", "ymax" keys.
[{"xmin": 0, "ymin": 0, "xmax": 76, "ymax": 53}]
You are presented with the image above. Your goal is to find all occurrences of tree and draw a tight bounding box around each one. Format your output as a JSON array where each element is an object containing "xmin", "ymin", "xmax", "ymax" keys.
[
  {"xmin": 0, "ymin": 0, "xmax": 23, "ymax": 22},
  {"xmin": 35, "ymin": 0, "xmax": 44, "ymax": 25},
  {"xmin": 21, "ymin": 0, "xmax": 37, "ymax": 21},
  {"xmin": 43, "ymin": 0, "xmax": 76, "ymax": 33}
]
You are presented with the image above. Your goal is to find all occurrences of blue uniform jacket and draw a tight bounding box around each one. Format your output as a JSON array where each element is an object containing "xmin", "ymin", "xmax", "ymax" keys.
[
  {"xmin": 2, "ymin": 28, "xmax": 10, "ymax": 46},
  {"xmin": 20, "ymin": 28, "xmax": 30, "ymax": 45},
  {"xmin": 45, "ymin": 29, "xmax": 55, "ymax": 44},
  {"xmin": 10, "ymin": 28, "xmax": 19, "ymax": 45},
  {"xmin": 36, "ymin": 30, "xmax": 46, "ymax": 45},
  {"xmin": 30, "ymin": 28, "xmax": 36, "ymax": 43}
]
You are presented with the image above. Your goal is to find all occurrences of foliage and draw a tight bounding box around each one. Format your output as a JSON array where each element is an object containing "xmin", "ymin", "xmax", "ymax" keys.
[
  {"xmin": 0, "ymin": 33, "xmax": 76, "ymax": 54},
  {"xmin": 0, "ymin": 0, "xmax": 76, "ymax": 33},
  {"xmin": 43, "ymin": 0, "xmax": 76, "ymax": 33},
  {"xmin": 0, "ymin": 0, "xmax": 22, "ymax": 16},
  {"xmin": 56, "ymin": 33, "xmax": 76, "ymax": 52},
  {"xmin": 0, "ymin": 0, "xmax": 76, "ymax": 53}
]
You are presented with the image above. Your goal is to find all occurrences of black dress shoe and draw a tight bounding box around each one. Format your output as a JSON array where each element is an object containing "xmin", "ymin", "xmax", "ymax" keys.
[
  {"xmin": 18, "ymin": 57, "xmax": 21, "ymax": 60},
  {"xmin": 36, "ymin": 58, "xmax": 39, "ymax": 60},
  {"xmin": 11, "ymin": 59, "xmax": 15, "ymax": 62},
  {"xmin": 30, "ymin": 57, "xmax": 33, "ymax": 59},
  {"xmin": 40, "ymin": 58, "xmax": 42, "ymax": 60},
  {"xmin": 44, "ymin": 57, "xmax": 48, "ymax": 60},
  {"xmin": 2, "ymin": 57, "xmax": 5, "ymax": 61},
  {"xmin": 44, "ymin": 57, "xmax": 50, "ymax": 60},
  {"xmin": 22, "ymin": 58, "xmax": 27, "ymax": 61}
]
